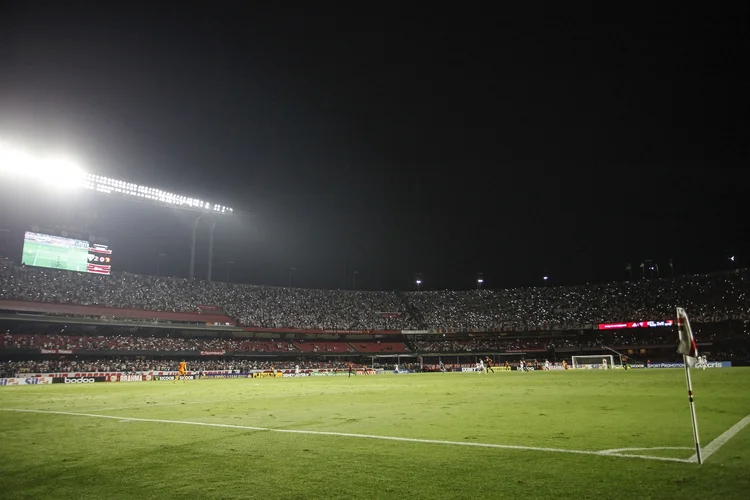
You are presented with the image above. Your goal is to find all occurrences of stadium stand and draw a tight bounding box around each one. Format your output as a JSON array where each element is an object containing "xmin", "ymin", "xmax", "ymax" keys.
[
  {"xmin": 351, "ymin": 341, "xmax": 410, "ymax": 353},
  {"xmin": 1, "ymin": 334, "xmax": 297, "ymax": 353},
  {"xmin": 2, "ymin": 257, "xmax": 749, "ymax": 332},
  {"xmin": 0, "ymin": 256, "xmax": 748, "ymax": 370},
  {"xmin": 293, "ymin": 340, "xmax": 357, "ymax": 353}
]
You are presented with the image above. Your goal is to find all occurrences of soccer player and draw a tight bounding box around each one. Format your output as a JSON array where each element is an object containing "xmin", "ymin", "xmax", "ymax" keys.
[
  {"xmin": 518, "ymin": 359, "xmax": 525, "ymax": 372},
  {"xmin": 602, "ymin": 358, "xmax": 608, "ymax": 370},
  {"xmin": 439, "ymin": 360, "xmax": 446, "ymax": 372},
  {"xmin": 348, "ymin": 362, "xmax": 355, "ymax": 377},
  {"xmin": 478, "ymin": 359, "xmax": 484, "ymax": 374},
  {"xmin": 295, "ymin": 364, "xmax": 300, "ymax": 376},
  {"xmin": 485, "ymin": 357, "xmax": 495, "ymax": 374},
  {"xmin": 174, "ymin": 359, "xmax": 187, "ymax": 384},
  {"xmin": 698, "ymin": 355, "xmax": 708, "ymax": 370},
  {"xmin": 544, "ymin": 359, "xmax": 551, "ymax": 370}
]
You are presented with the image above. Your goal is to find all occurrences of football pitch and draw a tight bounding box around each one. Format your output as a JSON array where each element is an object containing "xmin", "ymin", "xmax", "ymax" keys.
[
  {"xmin": 1, "ymin": 370, "xmax": 749, "ymax": 500},
  {"xmin": 21, "ymin": 241, "xmax": 89, "ymax": 272}
]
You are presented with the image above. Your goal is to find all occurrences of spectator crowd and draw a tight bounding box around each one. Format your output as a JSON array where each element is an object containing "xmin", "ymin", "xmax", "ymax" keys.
[{"xmin": 1, "ymin": 256, "xmax": 749, "ymax": 332}]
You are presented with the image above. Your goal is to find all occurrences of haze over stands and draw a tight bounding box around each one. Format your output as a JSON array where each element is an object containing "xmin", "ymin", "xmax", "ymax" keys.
[{"xmin": 1, "ymin": 256, "xmax": 749, "ymax": 331}]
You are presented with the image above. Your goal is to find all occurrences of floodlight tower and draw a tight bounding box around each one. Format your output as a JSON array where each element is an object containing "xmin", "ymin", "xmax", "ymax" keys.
[
  {"xmin": 81, "ymin": 175, "xmax": 234, "ymax": 282},
  {"xmin": 0, "ymin": 141, "xmax": 236, "ymax": 282},
  {"xmin": 189, "ymin": 215, "xmax": 217, "ymax": 282}
]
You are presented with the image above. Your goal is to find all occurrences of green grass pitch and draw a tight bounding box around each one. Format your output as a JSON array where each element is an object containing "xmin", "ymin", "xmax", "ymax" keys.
[
  {"xmin": 21, "ymin": 241, "xmax": 89, "ymax": 272},
  {"xmin": 1, "ymin": 369, "xmax": 749, "ymax": 499}
]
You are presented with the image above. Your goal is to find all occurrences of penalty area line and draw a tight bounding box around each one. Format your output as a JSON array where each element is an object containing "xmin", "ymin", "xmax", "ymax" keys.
[
  {"xmin": 690, "ymin": 414, "xmax": 750, "ymax": 463},
  {"xmin": 0, "ymin": 408, "xmax": 692, "ymax": 464}
]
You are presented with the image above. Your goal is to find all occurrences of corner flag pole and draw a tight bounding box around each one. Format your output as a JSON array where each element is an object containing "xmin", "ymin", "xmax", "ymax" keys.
[
  {"xmin": 677, "ymin": 307, "xmax": 702, "ymax": 464},
  {"xmin": 683, "ymin": 353, "xmax": 702, "ymax": 464}
]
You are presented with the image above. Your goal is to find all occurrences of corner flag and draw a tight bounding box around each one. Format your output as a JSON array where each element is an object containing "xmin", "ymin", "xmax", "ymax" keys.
[
  {"xmin": 676, "ymin": 307, "xmax": 702, "ymax": 464},
  {"xmin": 677, "ymin": 307, "xmax": 698, "ymax": 366}
]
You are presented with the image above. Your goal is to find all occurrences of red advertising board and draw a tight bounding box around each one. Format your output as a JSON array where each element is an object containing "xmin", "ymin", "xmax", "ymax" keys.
[{"xmin": 598, "ymin": 320, "xmax": 674, "ymax": 330}]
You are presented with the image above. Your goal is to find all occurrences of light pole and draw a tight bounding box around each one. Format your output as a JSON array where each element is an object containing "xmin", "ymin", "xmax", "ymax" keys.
[
  {"xmin": 477, "ymin": 278, "xmax": 484, "ymax": 290},
  {"xmin": 189, "ymin": 216, "xmax": 200, "ymax": 280},
  {"xmin": 189, "ymin": 215, "xmax": 218, "ymax": 282},
  {"xmin": 543, "ymin": 276, "xmax": 548, "ymax": 286},
  {"xmin": 416, "ymin": 279, "xmax": 422, "ymax": 291},
  {"xmin": 353, "ymin": 270, "xmax": 359, "ymax": 291},
  {"xmin": 288, "ymin": 267, "xmax": 296, "ymax": 287},
  {"xmin": 207, "ymin": 220, "xmax": 216, "ymax": 282},
  {"xmin": 226, "ymin": 261, "xmax": 235, "ymax": 283},
  {"xmin": 156, "ymin": 253, "xmax": 166, "ymax": 277}
]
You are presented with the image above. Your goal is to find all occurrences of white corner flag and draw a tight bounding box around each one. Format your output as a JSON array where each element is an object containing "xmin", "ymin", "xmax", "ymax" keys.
[{"xmin": 676, "ymin": 307, "xmax": 702, "ymax": 464}]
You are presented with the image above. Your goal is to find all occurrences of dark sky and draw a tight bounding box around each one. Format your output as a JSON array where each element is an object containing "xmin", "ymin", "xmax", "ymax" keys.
[{"xmin": 0, "ymin": 4, "xmax": 748, "ymax": 290}]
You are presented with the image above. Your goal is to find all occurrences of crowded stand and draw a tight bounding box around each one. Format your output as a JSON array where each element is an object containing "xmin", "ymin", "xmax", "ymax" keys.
[
  {"xmin": 407, "ymin": 270, "xmax": 750, "ymax": 330},
  {"xmin": 1, "ymin": 256, "xmax": 749, "ymax": 333},
  {"xmin": 0, "ymin": 257, "xmax": 416, "ymax": 330},
  {"xmin": 2, "ymin": 334, "xmax": 298, "ymax": 353},
  {"xmin": 413, "ymin": 338, "xmax": 548, "ymax": 353},
  {"xmin": 1, "ymin": 333, "xmax": 410, "ymax": 354},
  {"xmin": 350, "ymin": 341, "xmax": 410, "ymax": 353},
  {"xmin": 293, "ymin": 340, "xmax": 357, "ymax": 353}
]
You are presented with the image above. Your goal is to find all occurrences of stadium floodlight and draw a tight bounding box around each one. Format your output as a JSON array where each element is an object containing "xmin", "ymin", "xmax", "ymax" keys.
[
  {"xmin": 80, "ymin": 173, "xmax": 233, "ymax": 213},
  {"xmin": 0, "ymin": 142, "xmax": 86, "ymax": 190},
  {"xmin": 0, "ymin": 141, "xmax": 233, "ymax": 214}
]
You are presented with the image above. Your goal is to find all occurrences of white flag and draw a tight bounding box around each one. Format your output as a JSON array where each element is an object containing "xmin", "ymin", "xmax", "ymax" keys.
[{"xmin": 676, "ymin": 307, "xmax": 698, "ymax": 367}]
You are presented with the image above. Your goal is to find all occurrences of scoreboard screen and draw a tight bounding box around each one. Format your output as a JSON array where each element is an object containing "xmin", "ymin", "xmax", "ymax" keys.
[{"xmin": 21, "ymin": 231, "xmax": 113, "ymax": 275}]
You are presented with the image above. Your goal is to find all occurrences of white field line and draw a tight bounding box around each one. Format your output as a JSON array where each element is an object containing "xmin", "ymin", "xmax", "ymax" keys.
[
  {"xmin": 601, "ymin": 446, "xmax": 692, "ymax": 454},
  {"xmin": 690, "ymin": 414, "xmax": 750, "ymax": 463},
  {"xmin": 0, "ymin": 408, "xmax": 692, "ymax": 464}
]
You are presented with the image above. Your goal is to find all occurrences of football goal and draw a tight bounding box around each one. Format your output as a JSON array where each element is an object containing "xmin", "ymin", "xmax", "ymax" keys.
[{"xmin": 571, "ymin": 354, "xmax": 617, "ymax": 369}]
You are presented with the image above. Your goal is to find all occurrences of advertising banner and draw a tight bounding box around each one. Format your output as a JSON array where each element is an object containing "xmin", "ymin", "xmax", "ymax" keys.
[
  {"xmin": 40, "ymin": 349, "xmax": 75, "ymax": 354},
  {"xmin": 640, "ymin": 361, "xmax": 731, "ymax": 369},
  {"xmin": 200, "ymin": 351, "xmax": 225, "ymax": 356},
  {"xmin": 598, "ymin": 320, "xmax": 674, "ymax": 330},
  {"xmin": 152, "ymin": 375, "xmax": 196, "ymax": 381},
  {"xmin": 52, "ymin": 377, "xmax": 108, "ymax": 384},
  {"xmin": 0, "ymin": 377, "xmax": 54, "ymax": 386},
  {"xmin": 18, "ymin": 371, "xmax": 124, "ymax": 379}
]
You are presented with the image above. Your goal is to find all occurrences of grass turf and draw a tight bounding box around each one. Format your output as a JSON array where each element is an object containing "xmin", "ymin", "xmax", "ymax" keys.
[
  {"xmin": 21, "ymin": 241, "xmax": 88, "ymax": 272},
  {"xmin": 1, "ymin": 369, "xmax": 749, "ymax": 499}
]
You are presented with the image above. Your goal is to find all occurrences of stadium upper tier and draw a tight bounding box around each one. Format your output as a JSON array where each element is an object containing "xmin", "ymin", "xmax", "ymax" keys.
[{"xmin": 1, "ymin": 256, "xmax": 748, "ymax": 331}]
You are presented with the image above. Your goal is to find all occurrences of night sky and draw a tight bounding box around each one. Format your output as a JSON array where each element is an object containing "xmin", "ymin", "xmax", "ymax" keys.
[{"xmin": 0, "ymin": 4, "xmax": 748, "ymax": 291}]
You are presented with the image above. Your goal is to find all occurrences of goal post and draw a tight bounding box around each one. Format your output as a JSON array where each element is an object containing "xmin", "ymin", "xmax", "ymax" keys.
[{"xmin": 571, "ymin": 354, "xmax": 617, "ymax": 369}]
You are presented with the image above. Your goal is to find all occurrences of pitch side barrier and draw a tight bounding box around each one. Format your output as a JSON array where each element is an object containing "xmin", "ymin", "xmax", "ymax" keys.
[
  {"xmin": 8, "ymin": 368, "xmax": 383, "ymax": 383},
  {"xmin": 631, "ymin": 361, "xmax": 732, "ymax": 369},
  {"xmin": 0, "ymin": 376, "xmax": 54, "ymax": 386}
]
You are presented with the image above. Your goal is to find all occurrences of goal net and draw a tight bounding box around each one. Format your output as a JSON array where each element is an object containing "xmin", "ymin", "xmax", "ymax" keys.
[{"xmin": 571, "ymin": 355, "xmax": 616, "ymax": 369}]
